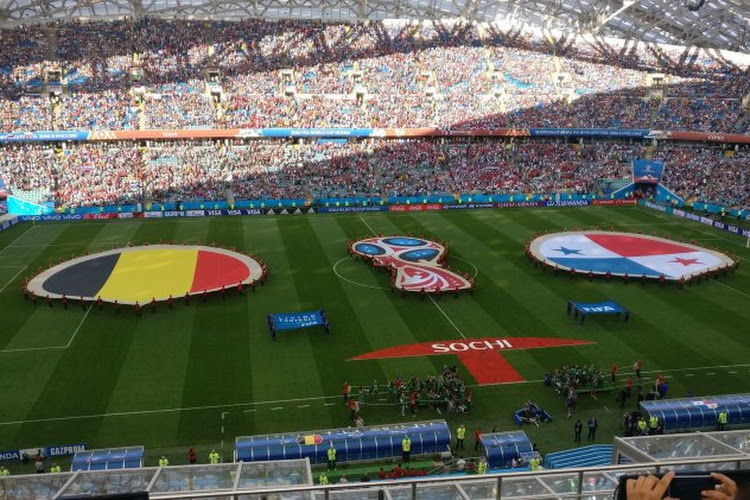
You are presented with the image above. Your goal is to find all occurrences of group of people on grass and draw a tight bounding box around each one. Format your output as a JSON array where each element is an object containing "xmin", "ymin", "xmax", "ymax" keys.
[{"xmin": 343, "ymin": 365, "xmax": 472, "ymax": 423}]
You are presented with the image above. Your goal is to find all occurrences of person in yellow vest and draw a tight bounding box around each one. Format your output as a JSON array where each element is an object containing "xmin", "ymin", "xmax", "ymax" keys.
[
  {"xmin": 0, "ymin": 467, "xmax": 8, "ymax": 476},
  {"xmin": 477, "ymin": 459, "xmax": 488, "ymax": 474},
  {"xmin": 319, "ymin": 472, "xmax": 329, "ymax": 485},
  {"xmin": 648, "ymin": 416, "xmax": 658, "ymax": 434},
  {"xmin": 530, "ymin": 457, "xmax": 541, "ymax": 471},
  {"xmin": 158, "ymin": 456, "xmax": 169, "ymax": 467},
  {"xmin": 50, "ymin": 463, "xmax": 62, "ymax": 473},
  {"xmin": 455, "ymin": 424, "xmax": 466, "ymax": 451},
  {"xmin": 637, "ymin": 418, "xmax": 648, "ymax": 435},
  {"xmin": 209, "ymin": 450, "xmax": 220, "ymax": 464},
  {"xmin": 718, "ymin": 410, "xmax": 728, "ymax": 431},
  {"xmin": 327, "ymin": 445, "xmax": 337, "ymax": 470},
  {"xmin": 401, "ymin": 435, "xmax": 411, "ymax": 462}
]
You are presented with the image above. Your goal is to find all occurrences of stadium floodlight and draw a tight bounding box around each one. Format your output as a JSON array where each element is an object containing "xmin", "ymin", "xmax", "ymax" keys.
[{"xmin": 686, "ymin": 0, "xmax": 706, "ymax": 11}]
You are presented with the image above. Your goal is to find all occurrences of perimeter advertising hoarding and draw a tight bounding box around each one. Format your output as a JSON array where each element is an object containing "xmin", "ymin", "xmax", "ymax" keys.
[
  {"xmin": 318, "ymin": 206, "xmax": 389, "ymax": 213},
  {"xmin": 530, "ymin": 128, "xmax": 650, "ymax": 138},
  {"xmin": 643, "ymin": 201, "xmax": 750, "ymax": 237},
  {"xmin": 389, "ymin": 204, "xmax": 443, "ymax": 212},
  {"xmin": 0, "ymin": 131, "xmax": 88, "ymax": 142},
  {"xmin": 591, "ymin": 199, "xmax": 637, "ymax": 206}
]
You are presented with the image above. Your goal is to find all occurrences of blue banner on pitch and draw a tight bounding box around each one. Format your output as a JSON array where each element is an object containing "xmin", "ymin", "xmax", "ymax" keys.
[
  {"xmin": 271, "ymin": 310, "xmax": 326, "ymax": 331},
  {"xmin": 569, "ymin": 300, "xmax": 628, "ymax": 315},
  {"xmin": 567, "ymin": 300, "xmax": 630, "ymax": 324}
]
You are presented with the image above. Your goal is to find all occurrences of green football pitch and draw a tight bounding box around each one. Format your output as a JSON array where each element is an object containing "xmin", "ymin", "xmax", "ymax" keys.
[{"xmin": 0, "ymin": 205, "xmax": 748, "ymax": 468}]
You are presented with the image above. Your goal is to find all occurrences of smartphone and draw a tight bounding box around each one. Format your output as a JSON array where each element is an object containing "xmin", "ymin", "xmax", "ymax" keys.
[
  {"xmin": 618, "ymin": 469, "xmax": 750, "ymax": 500},
  {"xmin": 617, "ymin": 473, "xmax": 718, "ymax": 500},
  {"xmin": 667, "ymin": 475, "xmax": 719, "ymax": 500}
]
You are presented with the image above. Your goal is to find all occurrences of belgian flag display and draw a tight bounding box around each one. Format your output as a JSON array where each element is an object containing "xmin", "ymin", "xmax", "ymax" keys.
[{"xmin": 26, "ymin": 245, "xmax": 264, "ymax": 304}]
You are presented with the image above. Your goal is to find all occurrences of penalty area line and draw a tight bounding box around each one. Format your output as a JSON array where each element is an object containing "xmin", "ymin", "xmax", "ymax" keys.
[
  {"xmin": 0, "ymin": 304, "xmax": 92, "ymax": 353},
  {"xmin": 0, "ymin": 225, "xmax": 35, "ymax": 257},
  {"xmin": 0, "ymin": 265, "xmax": 27, "ymax": 294}
]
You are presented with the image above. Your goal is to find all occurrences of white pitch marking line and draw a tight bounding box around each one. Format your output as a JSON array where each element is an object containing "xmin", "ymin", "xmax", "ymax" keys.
[
  {"xmin": 713, "ymin": 280, "xmax": 750, "ymax": 299},
  {"xmin": 332, "ymin": 257, "xmax": 389, "ymax": 291},
  {"xmin": 636, "ymin": 207, "xmax": 750, "ymax": 258},
  {"xmin": 64, "ymin": 304, "xmax": 93, "ymax": 348},
  {"xmin": 604, "ymin": 406, "xmax": 612, "ymax": 414},
  {"xmin": 0, "ymin": 225, "xmax": 35, "ymax": 256},
  {"xmin": 243, "ymin": 409, "xmax": 257, "ymax": 413},
  {"xmin": 358, "ymin": 215, "xmax": 379, "ymax": 237},
  {"xmin": 356, "ymin": 207, "xmax": 472, "ymax": 339},
  {"xmin": 270, "ymin": 407, "xmax": 284, "ymax": 411},
  {"xmin": 297, "ymin": 404, "xmax": 310, "ymax": 408},
  {"xmin": 0, "ymin": 304, "xmax": 92, "ymax": 353},
  {"xmin": 706, "ymin": 372, "xmax": 716, "ymax": 376},
  {"xmin": 5, "ymin": 362, "xmax": 750, "ymax": 426},
  {"xmin": 428, "ymin": 295, "xmax": 467, "ymax": 340},
  {"xmin": 729, "ymin": 371, "xmax": 738, "ymax": 374},
  {"xmin": 0, "ymin": 265, "xmax": 27, "ymax": 294}
]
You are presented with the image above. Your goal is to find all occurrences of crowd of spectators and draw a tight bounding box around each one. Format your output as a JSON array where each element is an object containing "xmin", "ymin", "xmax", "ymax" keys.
[
  {"xmin": 1, "ymin": 138, "xmax": 748, "ymax": 209},
  {"xmin": 655, "ymin": 145, "xmax": 750, "ymax": 207},
  {"xmin": 0, "ymin": 18, "xmax": 748, "ymax": 132}
]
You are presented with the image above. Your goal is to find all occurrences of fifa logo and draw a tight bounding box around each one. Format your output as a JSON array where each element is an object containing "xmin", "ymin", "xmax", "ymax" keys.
[{"xmin": 350, "ymin": 237, "xmax": 472, "ymax": 293}]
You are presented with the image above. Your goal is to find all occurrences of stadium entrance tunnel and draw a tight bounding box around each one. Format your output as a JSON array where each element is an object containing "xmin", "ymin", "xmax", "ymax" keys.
[{"xmin": 26, "ymin": 245, "xmax": 266, "ymax": 305}]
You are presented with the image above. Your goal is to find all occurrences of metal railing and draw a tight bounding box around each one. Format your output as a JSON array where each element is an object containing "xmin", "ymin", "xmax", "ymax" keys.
[{"xmin": 144, "ymin": 455, "xmax": 750, "ymax": 500}]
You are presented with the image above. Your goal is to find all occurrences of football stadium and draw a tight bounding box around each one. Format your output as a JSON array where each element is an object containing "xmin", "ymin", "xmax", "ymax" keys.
[{"xmin": 1, "ymin": 0, "xmax": 750, "ymax": 497}]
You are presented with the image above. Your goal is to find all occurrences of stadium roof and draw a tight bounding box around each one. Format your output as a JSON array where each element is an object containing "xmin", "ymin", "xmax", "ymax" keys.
[{"xmin": 0, "ymin": 0, "xmax": 748, "ymax": 53}]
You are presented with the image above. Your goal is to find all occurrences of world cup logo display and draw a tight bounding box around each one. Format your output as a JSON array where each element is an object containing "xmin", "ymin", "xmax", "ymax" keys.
[{"xmin": 350, "ymin": 237, "xmax": 473, "ymax": 293}]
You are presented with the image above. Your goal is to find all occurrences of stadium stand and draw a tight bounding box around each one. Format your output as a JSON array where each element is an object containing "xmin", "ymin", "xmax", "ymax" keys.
[
  {"xmin": 1, "ymin": 20, "xmax": 748, "ymax": 133},
  {"xmin": 2, "ymin": 0, "xmax": 750, "ymax": 496},
  {"xmin": 1, "ymin": 140, "xmax": 749, "ymax": 210}
]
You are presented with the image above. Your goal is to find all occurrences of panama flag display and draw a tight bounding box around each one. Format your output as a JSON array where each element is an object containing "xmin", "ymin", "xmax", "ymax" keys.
[{"xmin": 531, "ymin": 231, "xmax": 734, "ymax": 280}]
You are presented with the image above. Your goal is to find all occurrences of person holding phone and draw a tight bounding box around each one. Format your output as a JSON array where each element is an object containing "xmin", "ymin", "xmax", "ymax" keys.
[{"xmin": 626, "ymin": 471, "xmax": 738, "ymax": 500}]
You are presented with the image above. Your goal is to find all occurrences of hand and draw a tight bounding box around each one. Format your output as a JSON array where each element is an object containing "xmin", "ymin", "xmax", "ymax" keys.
[
  {"xmin": 626, "ymin": 471, "xmax": 676, "ymax": 500},
  {"xmin": 701, "ymin": 473, "xmax": 737, "ymax": 500}
]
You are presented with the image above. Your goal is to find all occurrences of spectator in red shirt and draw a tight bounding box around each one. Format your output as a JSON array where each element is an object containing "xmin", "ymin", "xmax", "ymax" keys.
[{"xmin": 474, "ymin": 428, "xmax": 483, "ymax": 452}]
